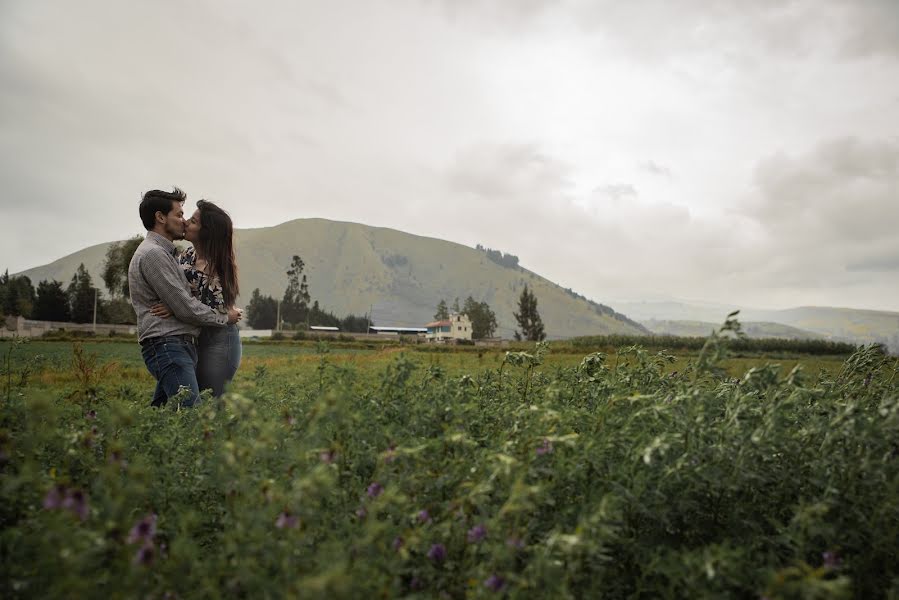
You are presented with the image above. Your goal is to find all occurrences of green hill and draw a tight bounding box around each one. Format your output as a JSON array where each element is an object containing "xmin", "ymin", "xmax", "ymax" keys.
[{"xmin": 15, "ymin": 218, "xmax": 647, "ymax": 339}]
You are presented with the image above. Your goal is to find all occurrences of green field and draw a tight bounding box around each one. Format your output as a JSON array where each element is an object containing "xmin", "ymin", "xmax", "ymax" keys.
[{"xmin": 1, "ymin": 335, "xmax": 897, "ymax": 598}]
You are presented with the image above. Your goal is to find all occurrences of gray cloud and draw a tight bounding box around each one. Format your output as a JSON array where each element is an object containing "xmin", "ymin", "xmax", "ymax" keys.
[
  {"xmin": 838, "ymin": 0, "xmax": 899, "ymax": 58},
  {"xmin": 737, "ymin": 136, "xmax": 899, "ymax": 297},
  {"xmin": 639, "ymin": 161, "xmax": 673, "ymax": 179},
  {"xmin": 847, "ymin": 256, "xmax": 899, "ymax": 272},
  {"xmin": 594, "ymin": 184, "xmax": 637, "ymax": 201},
  {"xmin": 447, "ymin": 142, "xmax": 572, "ymax": 200}
]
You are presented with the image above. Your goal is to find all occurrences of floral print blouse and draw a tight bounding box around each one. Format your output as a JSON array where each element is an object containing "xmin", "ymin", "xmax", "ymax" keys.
[{"xmin": 179, "ymin": 247, "xmax": 227, "ymax": 314}]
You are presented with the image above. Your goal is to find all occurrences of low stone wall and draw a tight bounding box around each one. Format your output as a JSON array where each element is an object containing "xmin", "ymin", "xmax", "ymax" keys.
[{"xmin": 1, "ymin": 315, "xmax": 136, "ymax": 338}]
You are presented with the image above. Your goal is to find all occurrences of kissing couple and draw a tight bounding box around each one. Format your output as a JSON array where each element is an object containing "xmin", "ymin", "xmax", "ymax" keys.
[{"xmin": 127, "ymin": 187, "xmax": 243, "ymax": 407}]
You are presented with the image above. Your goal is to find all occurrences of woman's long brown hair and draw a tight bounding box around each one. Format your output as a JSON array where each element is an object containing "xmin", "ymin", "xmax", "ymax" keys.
[{"xmin": 195, "ymin": 200, "xmax": 239, "ymax": 307}]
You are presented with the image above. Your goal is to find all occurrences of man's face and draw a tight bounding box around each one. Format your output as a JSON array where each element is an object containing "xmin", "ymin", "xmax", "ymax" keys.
[{"xmin": 157, "ymin": 201, "xmax": 186, "ymax": 240}]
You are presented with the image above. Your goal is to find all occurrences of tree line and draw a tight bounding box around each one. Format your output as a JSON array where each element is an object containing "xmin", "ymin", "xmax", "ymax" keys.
[
  {"xmin": 0, "ymin": 262, "xmax": 133, "ymax": 325},
  {"xmin": 433, "ymin": 284, "xmax": 546, "ymax": 341},
  {"xmin": 244, "ymin": 255, "xmax": 370, "ymax": 332},
  {"xmin": 3, "ymin": 240, "xmax": 550, "ymax": 340}
]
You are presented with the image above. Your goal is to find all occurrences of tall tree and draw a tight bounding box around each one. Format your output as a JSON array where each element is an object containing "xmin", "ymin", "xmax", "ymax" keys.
[
  {"xmin": 462, "ymin": 296, "xmax": 497, "ymax": 339},
  {"xmin": 67, "ymin": 264, "xmax": 97, "ymax": 324},
  {"xmin": 101, "ymin": 297, "xmax": 137, "ymax": 325},
  {"xmin": 451, "ymin": 297, "xmax": 461, "ymax": 313},
  {"xmin": 282, "ymin": 255, "xmax": 311, "ymax": 326},
  {"xmin": 434, "ymin": 299, "xmax": 449, "ymax": 321},
  {"xmin": 340, "ymin": 313, "xmax": 370, "ymax": 333},
  {"xmin": 246, "ymin": 288, "xmax": 278, "ymax": 329},
  {"xmin": 33, "ymin": 280, "xmax": 71, "ymax": 322},
  {"xmin": 513, "ymin": 284, "xmax": 545, "ymax": 341},
  {"xmin": 0, "ymin": 270, "xmax": 7, "ymax": 315},
  {"xmin": 101, "ymin": 236, "xmax": 143, "ymax": 298},
  {"xmin": 0, "ymin": 271, "xmax": 36, "ymax": 317}
]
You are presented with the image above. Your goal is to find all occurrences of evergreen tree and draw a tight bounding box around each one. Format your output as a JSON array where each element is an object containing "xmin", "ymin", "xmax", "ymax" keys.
[
  {"xmin": 0, "ymin": 271, "xmax": 36, "ymax": 317},
  {"xmin": 282, "ymin": 255, "xmax": 310, "ymax": 327},
  {"xmin": 452, "ymin": 297, "xmax": 461, "ymax": 313},
  {"xmin": 462, "ymin": 296, "xmax": 497, "ymax": 339},
  {"xmin": 33, "ymin": 280, "xmax": 71, "ymax": 322},
  {"xmin": 101, "ymin": 297, "xmax": 137, "ymax": 325},
  {"xmin": 246, "ymin": 288, "xmax": 278, "ymax": 329},
  {"xmin": 101, "ymin": 236, "xmax": 143, "ymax": 298},
  {"xmin": 340, "ymin": 313, "xmax": 370, "ymax": 333},
  {"xmin": 434, "ymin": 299, "xmax": 449, "ymax": 320},
  {"xmin": 513, "ymin": 284, "xmax": 545, "ymax": 341},
  {"xmin": 67, "ymin": 264, "xmax": 97, "ymax": 323},
  {"xmin": 0, "ymin": 270, "xmax": 7, "ymax": 315}
]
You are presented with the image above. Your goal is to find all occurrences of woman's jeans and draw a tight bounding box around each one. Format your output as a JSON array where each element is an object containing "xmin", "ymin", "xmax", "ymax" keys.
[{"xmin": 197, "ymin": 324, "xmax": 242, "ymax": 397}]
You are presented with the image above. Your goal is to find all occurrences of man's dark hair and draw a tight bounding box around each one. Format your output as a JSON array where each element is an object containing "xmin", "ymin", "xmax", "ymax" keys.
[{"xmin": 139, "ymin": 187, "xmax": 187, "ymax": 230}]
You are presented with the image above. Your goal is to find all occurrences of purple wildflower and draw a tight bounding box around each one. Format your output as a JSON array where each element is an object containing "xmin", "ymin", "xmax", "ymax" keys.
[
  {"xmin": 43, "ymin": 484, "xmax": 66, "ymax": 510},
  {"xmin": 506, "ymin": 536, "xmax": 524, "ymax": 549},
  {"xmin": 427, "ymin": 543, "xmax": 447, "ymax": 563},
  {"xmin": 319, "ymin": 449, "xmax": 336, "ymax": 464},
  {"xmin": 133, "ymin": 541, "xmax": 155, "ymax": 566},
  {"xmin": 484, "ymin": 574, "xmax": 506, "ymax": 592},
  {"xmin": 536, "ymin": 438, "xmax": 553, "ymax": 456},
  {"xmin": 392, "ymin": 536, "xmax": 405, "ymax": 551},
  {"xmin": 355, "ymin": 506, "xmax": 368, "ymax": 519},
  {"xmin": 367, "ymin": 482, "xmax": 384, "ymax": 499},
  {"xmin": 275, "ymin": 511, "xmax": 299, "ymax": 529},
  {"xmin": 822, "ymin": 551, "xmax": 842, "ymax": 569},
  {"xmin": 62, "ymin": 488, "xmax": 89, "ymax": 521},
  {"xmin": 108, "ymin": 449, "xmax": 127, "ymax": 468},
  {"xmin": 127, "ymin": 513, "xmax": 157, "ymax": 544},
  {"xmin": 85, "ymin": 409, "xmax": 97, "ymax": 420},
  {"xmin": 467, "ymin": 523, "xmax": 487, "ymax": 543},
  {"xmin": 417, "ymin": 509, "xmax": 432, "ymax": 524}
]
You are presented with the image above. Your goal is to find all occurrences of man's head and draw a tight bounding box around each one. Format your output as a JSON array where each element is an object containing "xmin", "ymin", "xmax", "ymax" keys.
[{"xmin": 139, "ymin": 187, "xmax": 187, "ymax": 241}]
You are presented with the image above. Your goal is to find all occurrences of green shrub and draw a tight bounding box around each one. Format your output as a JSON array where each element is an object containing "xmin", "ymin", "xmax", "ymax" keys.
[{"xmin": 1, "ymin": 322, "xmax": 897, "ymax": 598}]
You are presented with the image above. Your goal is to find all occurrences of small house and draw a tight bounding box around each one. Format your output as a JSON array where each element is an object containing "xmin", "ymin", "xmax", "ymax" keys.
[{"xmin": 425, "ymin": 313, "xmax": 472, "ymax": 343}]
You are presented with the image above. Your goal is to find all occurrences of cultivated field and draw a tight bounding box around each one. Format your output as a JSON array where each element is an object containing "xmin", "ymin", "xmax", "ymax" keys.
[{"xmin": 2, "ymin": 331, "xmax": 897, "ymax": 598}]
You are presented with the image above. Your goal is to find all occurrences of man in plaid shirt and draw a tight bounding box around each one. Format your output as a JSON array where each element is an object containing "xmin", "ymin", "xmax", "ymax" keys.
[{"xmin": 128, "ymin": 187, "xmax": 242, "ymax": 407}]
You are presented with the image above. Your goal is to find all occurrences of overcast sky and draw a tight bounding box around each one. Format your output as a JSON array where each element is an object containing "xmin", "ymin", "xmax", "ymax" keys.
[{"xmin": 2, "ymin": 0, "xmax": 898, "ymax": 311}]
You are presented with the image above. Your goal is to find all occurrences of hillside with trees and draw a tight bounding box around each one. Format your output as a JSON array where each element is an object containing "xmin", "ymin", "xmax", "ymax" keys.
[{"xmin": 13, "ymin": 218, "xmax": 648, "ymax": 339}]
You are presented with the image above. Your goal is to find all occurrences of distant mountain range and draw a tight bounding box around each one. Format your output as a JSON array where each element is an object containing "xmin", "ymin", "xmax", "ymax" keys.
[
  {"xmin": 15, "ymin": 218, "xmax": 646, "ymax": 339},
  {"xmin": 617, "ymin": 301, "xmax": 899, "ymax": 353},
  {"xmin": 641, "ymin": 319, "xmax": 824, "ymax": 341}
]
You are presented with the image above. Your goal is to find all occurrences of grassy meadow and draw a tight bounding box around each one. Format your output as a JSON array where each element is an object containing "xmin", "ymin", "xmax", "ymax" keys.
[{"xmin": 2, "ymin": 329, "xmax": 897, "ymax": 598}]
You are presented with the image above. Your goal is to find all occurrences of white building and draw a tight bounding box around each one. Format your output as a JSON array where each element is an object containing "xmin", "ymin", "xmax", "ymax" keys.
[{"xmin": 425, "ymin": 313, "xmax": 472, "ymax": 343}]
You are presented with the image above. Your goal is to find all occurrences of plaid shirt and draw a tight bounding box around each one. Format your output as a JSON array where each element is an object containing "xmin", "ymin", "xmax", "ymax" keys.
[{"xmin": 128, "ymin": 232, "xmax": 227, "ymax": 342}]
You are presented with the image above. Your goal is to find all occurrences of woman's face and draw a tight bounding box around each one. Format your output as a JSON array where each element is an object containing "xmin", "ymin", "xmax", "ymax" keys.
[{"xmin": 184, "ymin": 209, "xmax": 202, "ymax": 243}]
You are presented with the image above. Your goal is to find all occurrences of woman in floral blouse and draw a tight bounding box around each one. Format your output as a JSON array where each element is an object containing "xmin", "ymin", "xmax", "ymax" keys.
[{"xmin": 152, "ymin": 200, "xmax": 242, "ymax": 397}]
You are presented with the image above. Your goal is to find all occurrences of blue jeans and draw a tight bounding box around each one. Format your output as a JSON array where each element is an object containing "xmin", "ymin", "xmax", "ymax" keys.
[
  {"xmin": 140, "ymin": 336, "xmax": 200, "ymax": 408},
  {"xmin": 197, "ymin": 324, "xmax": 242, "ymax": 397}
]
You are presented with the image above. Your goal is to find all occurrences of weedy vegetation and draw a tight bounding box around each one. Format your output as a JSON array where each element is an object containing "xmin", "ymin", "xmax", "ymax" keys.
[{"xmin": 1, "ymin": 317, "xmax": 897, "ymax": 599}]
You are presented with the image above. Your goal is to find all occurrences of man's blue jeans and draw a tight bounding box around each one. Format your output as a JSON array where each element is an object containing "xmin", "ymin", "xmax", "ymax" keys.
[{"xmin": 140, "ymin": 336, "xmax": 201, "ymax": 408}]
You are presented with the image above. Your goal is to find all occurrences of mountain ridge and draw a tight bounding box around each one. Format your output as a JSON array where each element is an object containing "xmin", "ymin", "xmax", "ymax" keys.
[{"xmin": 15, "ymin": 218, "xmax": 647, "ymax": 339}]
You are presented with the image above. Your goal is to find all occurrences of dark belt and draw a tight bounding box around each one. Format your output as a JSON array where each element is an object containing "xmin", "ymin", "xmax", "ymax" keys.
[{"xmin": 140, "ymin": 333, "xmax": 198, "ymax": 347}]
